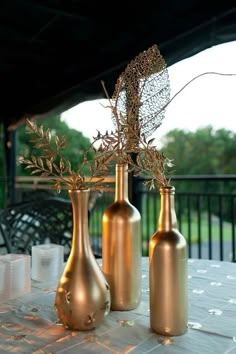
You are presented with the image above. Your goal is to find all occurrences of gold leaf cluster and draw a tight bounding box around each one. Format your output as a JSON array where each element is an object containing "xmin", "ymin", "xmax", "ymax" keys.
[
  {"xmin": 20, "ymin": 44, "xmax": 173, "ymax": 192},
  {"xmin": 93, "ymin": 124, "xmax": 173, "ymax": 190},
  {"xmin": 111, "ymin": 44, "xmax": 170, "ymax": 144},
  {"xmin": 18, "ymin": 118, "xmax": 107, "ymax": 192},
  {"xmin": 96, "ymin": 44, "xmax": 173, "ymax": 190}
]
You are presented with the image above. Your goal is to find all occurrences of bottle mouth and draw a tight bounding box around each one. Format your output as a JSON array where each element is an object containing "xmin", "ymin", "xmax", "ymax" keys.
[
  {"xmin": 116, "ymin": 163, "xmax": 128, "ymax": 169},
  {"xmin": 160, "ymin": 186, "xmax": 175, "ymax": 193},
  {"xmin": 68, "ymin": 188, "xmax": 90, "ymax": 193}
]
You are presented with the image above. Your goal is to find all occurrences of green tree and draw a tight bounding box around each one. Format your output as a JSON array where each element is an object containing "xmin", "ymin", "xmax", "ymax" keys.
[
  {"xmin": 162, "ymin": 125, "xmax": 236, "ymax": 176},
  {"xmin": 161, "ymin": 125, "xmax": 236, "ymax": 221}
]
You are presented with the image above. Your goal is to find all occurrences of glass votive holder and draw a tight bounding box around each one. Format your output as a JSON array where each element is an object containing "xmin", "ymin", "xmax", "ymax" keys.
[
  {"xmin": 0, "ymin": 254, "xmax": 31, "ymax": 302},
  {"xmin": 31, "ymin": 243, "xmax": 64, "ymax": 282},
  {"xmin": 0, "ymin": 261, "xmax": 8, "ymax": 302}
]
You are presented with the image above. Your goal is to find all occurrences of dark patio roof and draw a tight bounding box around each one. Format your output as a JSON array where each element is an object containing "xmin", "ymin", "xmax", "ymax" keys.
[{"xmin": 1, "ymin": 1, "xmax": 236, "ymax": 128}]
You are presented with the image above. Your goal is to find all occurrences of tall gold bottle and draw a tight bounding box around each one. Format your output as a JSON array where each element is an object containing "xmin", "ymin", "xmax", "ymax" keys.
[
  {"xmin": 54, "ymin": 189, "xmax": 110, "ymax": 331},
  {"xmin": 102, "ymin": 163, "xmax": 142, "ymax": 310},
  {"xmin": 149, "ymin": 186, "xmax": 188, "ymax": 336}
]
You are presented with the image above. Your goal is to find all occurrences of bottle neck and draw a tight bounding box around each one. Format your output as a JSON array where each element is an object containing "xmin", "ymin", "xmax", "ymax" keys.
[
  {"xmin": 158, "ymin": 186, "xmax": 177, "ymax": 231},
  {"xmin": 69, "ymin": 189, "xmax": 91, "ymax": 256},
  {"xmin": 115, "ymin": 163, "xmax": 129, "ymax": 201}
]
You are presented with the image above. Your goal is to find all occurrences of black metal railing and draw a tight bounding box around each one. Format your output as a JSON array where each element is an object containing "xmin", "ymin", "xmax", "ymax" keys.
[
  {"xmin": 89, "ymin": 175, "xmax": 236, "ymax": 262},
  {"xmin": 1, "ymin": 175, "xmax": 235, "ymax": 262}
]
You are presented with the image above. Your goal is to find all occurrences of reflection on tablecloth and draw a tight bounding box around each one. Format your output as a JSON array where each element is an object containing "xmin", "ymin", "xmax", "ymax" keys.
[{"xmin": 0, "ymin": 258, "xmax": 235, "ymax": 354}]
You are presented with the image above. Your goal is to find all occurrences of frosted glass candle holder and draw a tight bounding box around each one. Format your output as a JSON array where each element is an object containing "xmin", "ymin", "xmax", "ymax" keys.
[
  {"xmin": 31, "ymin": 243, "xmax": 64, "ymax": 282},
  {"xmin": 0, "ymin": 261, "xmax": 8, "ymax": 302},
  {"xmin": 0, "ymin": 254, "xmax": 31, "ymax": 302}
]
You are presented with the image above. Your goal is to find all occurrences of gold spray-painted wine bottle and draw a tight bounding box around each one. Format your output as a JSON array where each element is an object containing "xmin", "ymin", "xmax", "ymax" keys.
[
  {"xmin": 149, "ymin": 186, "xmax": 188, "ymax": 336},
  {"xmin": 102, "ymin": 163, "xmax": 142, "ymax": 310}
]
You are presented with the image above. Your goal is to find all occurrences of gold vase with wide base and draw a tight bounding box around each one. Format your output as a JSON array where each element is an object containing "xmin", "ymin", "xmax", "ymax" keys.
[
  {"xmin": 54, "ymin": 189, "xmax": 110, "ymax": 331},
  {"xmin": 149, "ymin": 186, "xmax": 188, "ymax": 336},
  {"xmin": 102, "ymin": 163, "xmax": 142, "ymax": 311}
]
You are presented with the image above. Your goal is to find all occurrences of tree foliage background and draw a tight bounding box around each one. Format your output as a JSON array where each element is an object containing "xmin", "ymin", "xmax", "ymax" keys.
[
  {"xmin": 160, "ymin": 125, "xmax": 236, "ymax": 222},
  {"xmin": 161, "ymin": 125, "xmax": 236, "ymax": 176},
  {"xmin": 17, "ymin": 118, "xmax": 236, "ymax": 192},
  {"xmin": 16, "ymin": 117, "xmax": 236, "ymax": 220},
  {"xmin": 161, "ymin": 125, "xmax": 236, "ymax": 193}
]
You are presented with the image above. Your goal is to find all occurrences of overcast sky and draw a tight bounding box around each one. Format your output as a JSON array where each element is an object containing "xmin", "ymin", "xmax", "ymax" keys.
[{"xmin": 61, "ymin": 41, "xmax": 236, "ymax": 143}]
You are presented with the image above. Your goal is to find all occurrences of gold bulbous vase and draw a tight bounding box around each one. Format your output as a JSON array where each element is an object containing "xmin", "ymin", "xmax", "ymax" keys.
[{"xmin": 54, "ymin": 189, "xmax": 110, "ymax": 331}]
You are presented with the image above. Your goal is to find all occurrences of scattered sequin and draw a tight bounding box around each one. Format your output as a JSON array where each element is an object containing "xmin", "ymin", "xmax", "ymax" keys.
[
  {"xmin": 0, "ymin": 306, "xmax": 10, "ymax": 314},
  {"xmin": 208, "ymin": 309, "xmax": 223, "ymax": 315},
  {"xmin": 210, "ymin": 282, "xmax": 222, "ymax": 286},
  {"xmin": 23, "ymin": 314, "xmax": 40, "ymax": 320},
  {"xmin": 158, "ymin": 336, "xmax": 174, "ymax": 345},
  {"xmin": 229, "ymin": 299, "xmax": 236, "ymax": 304},
  {"xmin": 233, "ymin": 337, "xmax": 236, "ymax": 343},
  {"xmin": 142, "ymin": 274, "xmax": 147, "ymax": 278},
  {"xmin": 30, "ymin": 307, "xmax": 39, "ymax": 312},
  {"xmin": 210, "ymin": 264, "xmax": 220, "ymax": 268},
  {"xmin": 118, "ymin": 320, "xmax": 134, "ymax": 327},
  {"xmin": 192, "ymin": 289, "xmax": 205, "ymax": 294},
  {"xmin": 188, "ymin": 322, "xmax": 202, "ymax": 329},
  {"xmin": 11, "ymin": 334, "xmax": 26, "ymax": 341},
  {"xmin": 43, "ymin": 288, "xmax": 56, "ymax": 293},
  {"xmin": 188, "ymin": 275, "xmax": 192, "ymax": 279},
  {"xmin": 188, "ymin": 259, "xmax": 195, "ymax": 263},
  {"xmin": 197, "ymin": 269, "xmax": 207, "ymax": 273},
  {"xmin": 142, "ymin": 288, "xmax": 149, "ymax": 293},
  {"xmin": 227, "ymin": 275, "xmax": 236, "ymax": 280},
  {"xmin": 2, "ymin": 322, "xmax": 23, "ymax": 331},
  {"xmin": 85, "ymin": 335, "xmax": 98, "ymax": 342},
  {"xmin": 19, "ymin": 304, "xmax": 41, "ymax": 313}
]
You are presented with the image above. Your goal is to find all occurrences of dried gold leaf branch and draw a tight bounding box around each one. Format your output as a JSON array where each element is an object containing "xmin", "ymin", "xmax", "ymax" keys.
[
  {"xmin": 99, "ymin": 45, "xmax": 236, "ymax": 191},
  {"xmin": 19, "ymin": 118, "xmax": 111, "ymax": 192}
]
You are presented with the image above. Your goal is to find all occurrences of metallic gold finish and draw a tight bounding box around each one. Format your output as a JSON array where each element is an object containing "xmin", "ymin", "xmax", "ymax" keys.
[
  {"xmin": 54, "ymin": 189, "xmax": 110, "ymax": 331},
  {"xmin": 111, "ymin": 44, "xmax": 170, "ymax": 140},
  {"xmin": 102, "ymin": 163, "xmax": 142, "ymax": 310},
  {"xmin": 149, "ymin": 186, "xmax": 188, "ymax": 336}
]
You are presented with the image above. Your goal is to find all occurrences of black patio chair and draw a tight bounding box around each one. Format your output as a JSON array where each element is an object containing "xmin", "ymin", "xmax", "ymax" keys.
[{"xmin": 0, "ymin": 198, "xmax": 73, "ymax": 260}]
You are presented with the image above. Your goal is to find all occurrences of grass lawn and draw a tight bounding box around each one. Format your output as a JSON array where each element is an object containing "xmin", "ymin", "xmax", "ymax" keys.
[
  {"xmin": 141, "ymin": 212, "xmax": 234, "ymax": 256},
  {"xmin": 89, "ymin": 196, "xmax": 235, "ymax": 257}
]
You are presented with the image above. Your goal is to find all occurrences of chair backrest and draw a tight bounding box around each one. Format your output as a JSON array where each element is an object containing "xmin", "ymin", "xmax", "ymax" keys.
[{"xmin": 0, "ymin": 198, "xmax": 73, "ymax": 259}]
